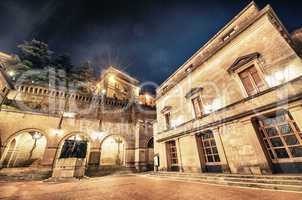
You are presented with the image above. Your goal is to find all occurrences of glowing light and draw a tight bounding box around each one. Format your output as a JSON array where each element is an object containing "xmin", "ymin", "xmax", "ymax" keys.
[
  {"xmin": 108, "ymin": 75, "xmax": 116, "ymax": 84},
  {"xmin": 96, "ymin": 83, "xmax": 101, "ymax": 91},
  {"xmin": 90, "ymin": 131, "xmax": 103, "ymax": 141},
  {"xmin": 101, "ymin": 89, "xmax": 106, "ymax": 94},
  {"xmin": 145, "ymin": 94, "xmax": 150, "ymax": 101},
  {"xmin": 75, "ymin": 134, "xmax": 82, "ymax": 141},
  {"xmin": 31, "ymin": 132, "xmax": 42, "ymax": 140},
  {"xmin": 63, "ymin": 112, "xmax": 76, "ymax": 118},
  {"xmin": 136, "ymin": 87, "xmax": 140, "ymax": 95},
  {"xmin": 7, "ymin": 70, "xmax": 15, "ymax": 77}
]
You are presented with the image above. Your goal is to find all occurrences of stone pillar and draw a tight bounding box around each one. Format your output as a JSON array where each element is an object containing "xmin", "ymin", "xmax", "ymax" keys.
[
  {"xmin": 212, "ymin": 127, "xmax": 231, "ymax": 173},
  {"xmin": 134, "ymin": 121, "xmax": 147, "ymax": 172},
  {"xmin": 41, "ymin": 136, "xmax": 60, "ymax": 169},
  {"xmin": 175, "ymin": 138, "xmax": 183, "ymax": 172},
  {"xmin": 178, "ymin": 135, "xmax": 202, "ymax": 173},
  {"xmin": 87, "ymin": 141, "xmax": 101, "ymax": 171}
]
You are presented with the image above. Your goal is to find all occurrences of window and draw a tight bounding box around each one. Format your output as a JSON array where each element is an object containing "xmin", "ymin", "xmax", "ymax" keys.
[
  {"xmin": 166, "ymin": 140, "xmax": 178, "ymax": 166},
  {"xmin": 60, "ymin": 140, "xmax": 88, "ymax": 159},
  {"xmin": 257, "ymin": 111, "xmax": 302, "ymax": 162},
  {"xmin": 239, "ymin": 65, "xmax": 266, "ymax": 96},
  {"xmin": 192, "ymin": 96, "xmax": 203, "ymax": 118},
  {"xmin": 164, "ymin": 112, "xmax": 171, "ymax": 130},
  {"xmin": 198, "ymin": 131, "xmax": 221, "ymax": 164}
]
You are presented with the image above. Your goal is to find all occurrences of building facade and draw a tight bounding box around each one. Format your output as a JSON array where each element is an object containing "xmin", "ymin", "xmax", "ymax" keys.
[
  {"xmin": 0, "ymin": 52, "xmax": 14, "ymax": 109},
  {"xmin": 154, "ymin": 2, "xmax": 302, "ymax": 174},
  {"xmin": 0, "ymin": 66, "xmax": 155, "ymax": 178}
]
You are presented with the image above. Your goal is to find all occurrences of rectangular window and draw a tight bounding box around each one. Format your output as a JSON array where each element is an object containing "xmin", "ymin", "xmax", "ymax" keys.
[
  {"xmin": 166, "ymin": 140, "xmax": 178, "ymax": 165},
  {"xmin": 192, "ymin": 96, "xmax": 203, "ymax": 118},
  {"xmin": 199, "ymin": 131, "xmax": 221, "ymax": 164},
  {"xmin": 257, "ymin": 111, "xmax": 302, "ymax": 162},
  {"xmin": 239, "ymin": 65, "xmax": 265, "ymax": 96},
  {"xmin": 164, "ymin": 112, "xmax": 171, "ymax": 130}
]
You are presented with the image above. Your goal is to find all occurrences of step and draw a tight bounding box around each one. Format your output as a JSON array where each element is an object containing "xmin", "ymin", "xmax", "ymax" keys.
[
  {"xmin": 147, "ymin": 173, "xmax": 302, "ymax": 192},
  {"xmin": 0, "ymin": 167, "xmax": 52, "ymax": 181},
  {"xmin": 151, "ymin": 172, "xmax": 302, "ymax": 180}
]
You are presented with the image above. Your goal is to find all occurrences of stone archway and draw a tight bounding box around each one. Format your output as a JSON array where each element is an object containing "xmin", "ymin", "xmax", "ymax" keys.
[
  {"xmin": 0, "ymin": 129, "xmax": 47, "ymax": 168},
  {"xmin": 52, "ymin": 132, "xmax": 91, "ymax": 178},
  {"xmin": 146, "ymin": 137, "xmax": 154, "ymax": 170},
  {"xmin": 100, "ymin": 135, "xmax": 126, "ymax": 167}
]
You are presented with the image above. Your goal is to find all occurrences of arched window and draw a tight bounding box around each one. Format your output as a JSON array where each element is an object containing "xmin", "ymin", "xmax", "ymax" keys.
[{"xmin": 147, "ymin": 137, "xmax": 154, "ymax": 148}]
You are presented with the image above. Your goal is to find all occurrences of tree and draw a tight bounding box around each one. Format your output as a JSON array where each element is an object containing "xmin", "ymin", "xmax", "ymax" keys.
[
  {"xmin": 17, "ymin": 39, "xmax": 52, "ymax": 69},
  {"xmin": 70, "ymin": 61, "xmax": 95, "ymax": 93},
  {"xmin": 51, "ymin": 54, "xmax": 73, "ymax": 73},
  {"xmin": 72, "ymin": 61, "xmax": 95, "ymax": 82}
]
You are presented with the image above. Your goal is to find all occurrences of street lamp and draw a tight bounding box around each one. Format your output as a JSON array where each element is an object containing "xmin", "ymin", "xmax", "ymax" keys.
[
  {"xmin": 28, "ymin": 131, "xmax": 42, "ymax": 160},
  {"xmin": 31, "ymin": 131, "xmax": 42, "ymax": 140}
]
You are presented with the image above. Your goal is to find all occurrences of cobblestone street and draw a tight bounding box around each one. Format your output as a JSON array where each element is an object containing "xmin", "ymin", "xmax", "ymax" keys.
[{"xmin": 0, "ymin": 175, "xmax": 301, "ymax": 200}]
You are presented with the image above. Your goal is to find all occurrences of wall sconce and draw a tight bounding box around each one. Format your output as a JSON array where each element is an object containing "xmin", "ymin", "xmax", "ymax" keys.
[{"xmin": 51, "ymin": 129, "xmax": 64, "ymax": 137}]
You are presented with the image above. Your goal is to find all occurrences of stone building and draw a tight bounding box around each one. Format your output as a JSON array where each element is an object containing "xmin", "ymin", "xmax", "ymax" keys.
[
  {"xmin": 154, "ymin": 2, "xmax": 302, "ymax": 174},
  {"xmin": 0, "ymin": 52, "xmax": 14, "ymax": 109},
  {"xmin": 0, "ymin": 65, "xmax": 155, "ymax": 178}
]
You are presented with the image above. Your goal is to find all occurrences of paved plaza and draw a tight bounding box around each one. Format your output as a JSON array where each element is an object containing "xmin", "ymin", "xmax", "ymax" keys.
[{"xmin": 0, "ymin": 175, "xmax": 301, "ymax": 200}]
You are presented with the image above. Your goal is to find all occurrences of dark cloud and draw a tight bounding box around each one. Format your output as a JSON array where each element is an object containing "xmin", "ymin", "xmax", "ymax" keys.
[{"xmin": 0, "ymin": 0, "xmax": 302, "ymax": 93}]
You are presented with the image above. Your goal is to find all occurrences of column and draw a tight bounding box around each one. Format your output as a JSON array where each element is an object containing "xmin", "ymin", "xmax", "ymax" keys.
[{"xmin": 134, "ymin": 121, "xmax": 147, "ymax": 172}]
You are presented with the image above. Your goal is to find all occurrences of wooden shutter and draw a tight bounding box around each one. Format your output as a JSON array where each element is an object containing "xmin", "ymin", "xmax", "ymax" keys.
[
  {"xmin": 239, "ymin": 70, "xmax": 256, "ymax": 96},
  {"xmin": 192, "ymin": 96, "xmax": 203, "ymax": 118}
]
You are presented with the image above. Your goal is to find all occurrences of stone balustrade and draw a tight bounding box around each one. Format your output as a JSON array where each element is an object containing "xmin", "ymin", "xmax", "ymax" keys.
[{"xmin": 14, "ymin": 84, "xmax": 130, "ymax": 107}]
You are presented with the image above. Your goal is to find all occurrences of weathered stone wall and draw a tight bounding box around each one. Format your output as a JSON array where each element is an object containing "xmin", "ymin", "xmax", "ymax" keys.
[
  {"xmin": 156, "ymin": 12, "xmax": 302, "ymax": 133},
  {"xmin": 0, "ymin": 102, "xmax": 155, "ymax": 173},
  {"xmin": 154, "ymin": 4, "xmax": 302, "ymax": 174}
]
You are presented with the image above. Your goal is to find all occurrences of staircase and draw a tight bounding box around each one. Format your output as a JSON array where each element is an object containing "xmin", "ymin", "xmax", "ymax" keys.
[
  {"xmin": 0, "ymin": 167, "xmax": 52, "ymax": 181},
  {"xmin": 147, "ymin": 172, "xmax": 302, "ymax": 192},
  {"xmin": 86, "ymin": 165, "xmax": 136, "ymax": 177}
]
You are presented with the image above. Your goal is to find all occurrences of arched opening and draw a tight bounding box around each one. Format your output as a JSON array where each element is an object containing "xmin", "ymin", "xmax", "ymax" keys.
[
  {"xmin": 58, "ymin": 134, "xmax": 89, "ymax": 159},
  {"xmin": 0, "ymin": 131, "xmax": 47, "ymax": 168},
  {"xmin": 100, "ymin": 135, "xmax": 125, "ymax": 167},
  {"xmin": 52, "ymin": 133, "xmax": 90, "ymax": 178},
  {"xmin": 146, "ymin": 137, "xmax": 154, "ymax": 170}
]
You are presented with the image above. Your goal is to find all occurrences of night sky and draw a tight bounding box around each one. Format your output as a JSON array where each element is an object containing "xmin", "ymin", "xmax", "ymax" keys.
[{"xmin": 0, "ymin": 0, "xmax": 302, "ymax": 91}]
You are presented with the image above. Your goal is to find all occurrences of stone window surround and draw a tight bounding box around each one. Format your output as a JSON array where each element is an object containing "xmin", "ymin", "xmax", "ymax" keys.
[{"xmin": 230, "ymin": 56, "xmax": 268, "ymax": 98}]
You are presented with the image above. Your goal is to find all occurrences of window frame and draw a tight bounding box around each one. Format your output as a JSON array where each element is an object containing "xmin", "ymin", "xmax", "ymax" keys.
[
  {"xmin": 197, "ymin": 130, "xmax": 221, "ymax": 166},
  {"xmin": 164, "ymin": 112, "xmax": 171, "ymax": 130},
  {"xmin": 191, "ymin": 95, "xmax": 203, "ymax": 119},
  {"xmin": 257, "ymin": 111, "xmax": 302, "ymax": 163},
  {"xmin": 233, "ymin": 59, "xmax": 267, "ymax": 97},
  {"xmin": 166, "ymin": 140, "xmax": 178, "ymax": 167}
]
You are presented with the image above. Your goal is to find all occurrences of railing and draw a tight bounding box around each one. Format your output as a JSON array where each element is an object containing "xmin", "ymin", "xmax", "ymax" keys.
[{"xmin": 13, "ymin": 84, "xmax": 138, "ymax": 108}]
